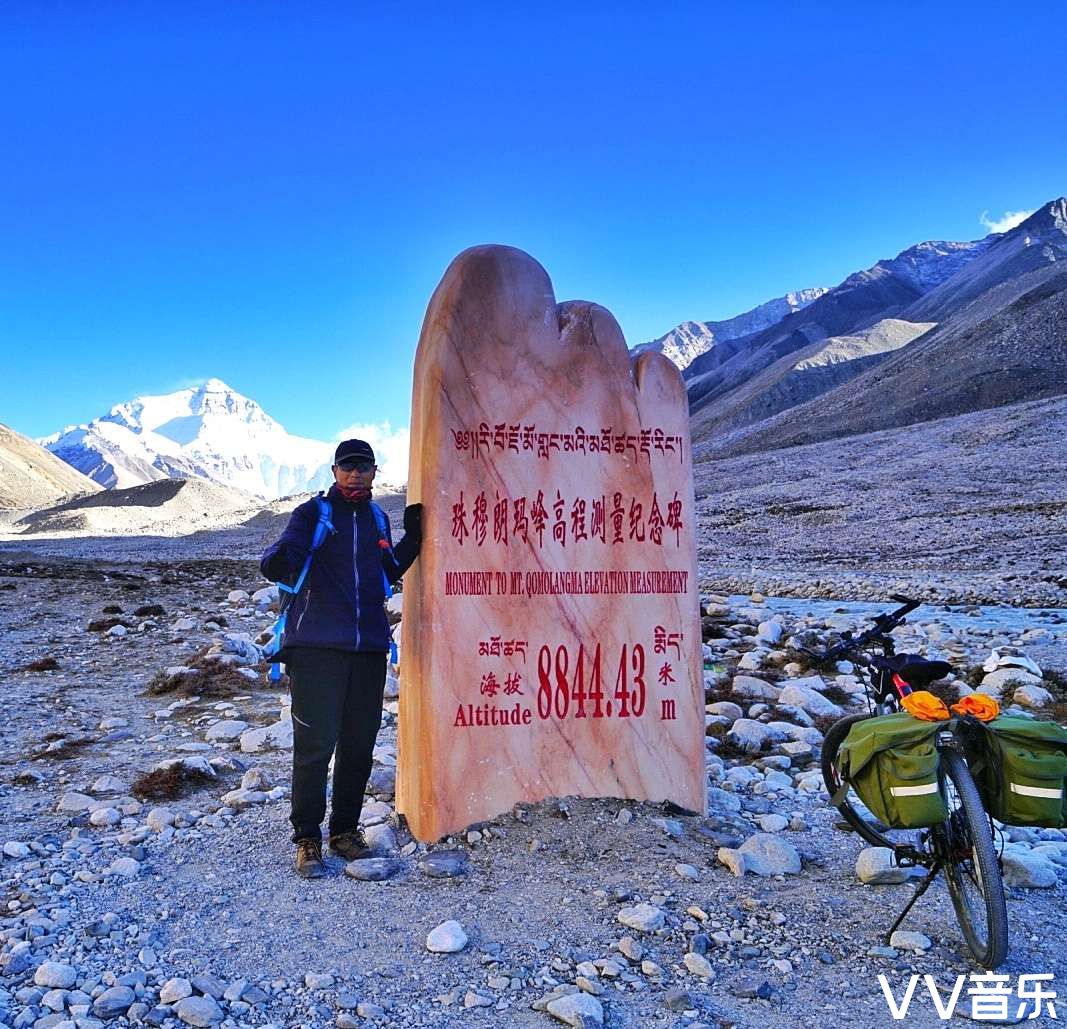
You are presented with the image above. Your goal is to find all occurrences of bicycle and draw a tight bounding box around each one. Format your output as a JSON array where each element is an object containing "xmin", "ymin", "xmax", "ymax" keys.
[{"xmin": 809, "ymin": 595, "xmax": 1008, "ymax": 969}]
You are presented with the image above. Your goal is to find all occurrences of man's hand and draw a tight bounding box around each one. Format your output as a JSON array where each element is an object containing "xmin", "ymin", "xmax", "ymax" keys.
[{"xmin": 403, "ymin": 503, "xmax": 423, "ymax": 540}]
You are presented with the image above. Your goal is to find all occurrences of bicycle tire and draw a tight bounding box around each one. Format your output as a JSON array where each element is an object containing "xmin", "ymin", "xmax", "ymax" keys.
[
  {"xmin": 937, "ymin": 750, "xmax": 1008, "ymax": 969},
  {"xmin": 821, "ymin": 713, "xmax": 900, "ymax": 850}
]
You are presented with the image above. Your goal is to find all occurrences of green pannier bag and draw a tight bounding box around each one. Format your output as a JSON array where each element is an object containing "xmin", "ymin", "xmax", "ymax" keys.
[
  {"xmin": 838, "ymin": 712, "xmax": 949, "ymax": 829},
  {"xmin": 969, "ymin": 717, "xmax": 1067, "ymax": 828}
]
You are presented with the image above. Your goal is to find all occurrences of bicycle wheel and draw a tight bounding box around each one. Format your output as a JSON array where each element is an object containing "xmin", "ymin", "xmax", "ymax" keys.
[
  {"xmin": 821, "ymin": 713, "xmax": 902, "ymax": 850},
  {"xmin": 937, "ymin": 750, "xmax": 1008, "ymax": 969}
]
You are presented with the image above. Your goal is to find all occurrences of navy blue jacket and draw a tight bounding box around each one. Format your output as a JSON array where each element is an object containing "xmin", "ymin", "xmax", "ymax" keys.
[{"xmin": 260, "ymin": 485, "xmax": 419, "ymax": 658}]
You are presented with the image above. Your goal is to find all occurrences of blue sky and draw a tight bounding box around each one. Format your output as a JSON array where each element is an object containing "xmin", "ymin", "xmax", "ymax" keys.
[{"xmin": 3, "ymin": 2, "xmax": 1064, "ymax": 444}]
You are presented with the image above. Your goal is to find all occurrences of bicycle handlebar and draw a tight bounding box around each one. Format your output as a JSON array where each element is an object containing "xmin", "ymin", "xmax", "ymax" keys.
[{"xmin": 801, "ymin": 595, "xmax": 920, "ymax": 662}]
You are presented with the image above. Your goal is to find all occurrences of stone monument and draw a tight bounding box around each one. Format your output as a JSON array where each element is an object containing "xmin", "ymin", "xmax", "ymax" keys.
[{"xmin": 396, "ymin": 245, "xmax": 704, "ymax": 842}]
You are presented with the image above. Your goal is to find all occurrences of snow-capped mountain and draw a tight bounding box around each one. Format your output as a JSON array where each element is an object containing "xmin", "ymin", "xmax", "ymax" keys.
[
  {"xmin": 41, "ymin": 379, "xmax": 336, "ymax": 499},
  {"xmin": 632, "ymin": 287, "xmax": 828, "ymax": 371}
]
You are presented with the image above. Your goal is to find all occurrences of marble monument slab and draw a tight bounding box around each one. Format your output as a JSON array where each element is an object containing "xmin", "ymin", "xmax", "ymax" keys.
[{"xmin": 397, "ymin": 245, "xmax": 704, "ymax": 842}]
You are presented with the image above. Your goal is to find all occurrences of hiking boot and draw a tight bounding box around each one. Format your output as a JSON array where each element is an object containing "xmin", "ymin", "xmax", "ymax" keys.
[
  {"xmin": 328, "ymin": 829, "xmax": 373, "ymax": 861},
  {"xmin": 295, "ymin": 838, "xmax": 326, "ymax": 878}
]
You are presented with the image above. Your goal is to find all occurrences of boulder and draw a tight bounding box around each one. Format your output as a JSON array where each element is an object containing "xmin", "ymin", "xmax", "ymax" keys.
[
  {"xmin": 239, "ymin": 719, "xmax": 293, "ymax": 753},
  {"xmin": 731, "ymin": 676, "xmax": 782, "ymax": 701},
  {"xmin": 778, "ymin": 683, "xmax": 843, "ymax": 718},
  {"xmin": 546, "ymin": 992, "xmax": 604, "ymax": 1027},
  {"xmin": 978, "ymin": 668, "xmax": 1042, "ymax": 700},
  {"xmin": 1014, "ymin": 683, "xmax": 1053, "ymax": 708},
  {"xmin": 1001, "ymin": 850, "xmax": 1059, "ymax": 888},
  {"xmin": 738, "ymin": 833, "xmax": 801, "ymax": 875}
]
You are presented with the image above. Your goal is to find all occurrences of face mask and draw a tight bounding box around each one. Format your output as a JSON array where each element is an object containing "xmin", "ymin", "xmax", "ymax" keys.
[{"xmin": 338, "ymin": 481, "xmax": 371, "ymax": 503}]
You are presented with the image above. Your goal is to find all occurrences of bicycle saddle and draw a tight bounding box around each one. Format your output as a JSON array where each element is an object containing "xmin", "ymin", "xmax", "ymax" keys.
[{"xmin": 875, "ymin": 653, "xmax": 954, "ymax": 686}]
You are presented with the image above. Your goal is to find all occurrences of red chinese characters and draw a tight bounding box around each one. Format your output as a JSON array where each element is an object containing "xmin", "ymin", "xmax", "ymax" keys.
[{"xmin": 451, "ymin": 488, "xmax": 685, "ymax": 548}]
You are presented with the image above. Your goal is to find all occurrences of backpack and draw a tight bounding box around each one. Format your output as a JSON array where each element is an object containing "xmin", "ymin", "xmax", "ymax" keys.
[
  {"xmin": 966, "ymin": 717, "xmax": 1067, "ymax": 828},
  {"xmin": 263, "ymin": 494, "xmax": 335, "ymax": 681},
  {"xmin": 837, "ymin": 712, "xmax": 950, "ymax": 829}
]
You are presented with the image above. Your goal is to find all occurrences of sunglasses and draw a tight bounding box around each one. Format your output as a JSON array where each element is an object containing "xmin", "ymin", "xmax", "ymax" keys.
[{"xmin": 336, "ymin": 461, "xmax": 376, "ymax": 474}]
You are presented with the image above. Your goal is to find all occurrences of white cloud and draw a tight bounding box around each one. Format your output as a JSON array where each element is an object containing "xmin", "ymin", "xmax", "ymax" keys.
[
  {"xmin": 333, "ymin": 420, "xmax": 410, "ymax": 485},
  {"xmin": 979, "ymin": 208, "xmax": 1034, "ymax": 234}
]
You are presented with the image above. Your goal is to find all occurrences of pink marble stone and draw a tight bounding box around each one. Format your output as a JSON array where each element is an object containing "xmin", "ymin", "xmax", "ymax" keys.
[{"xmin": 397, "ymin": 245, "xmax": 704, "ymax": 842}]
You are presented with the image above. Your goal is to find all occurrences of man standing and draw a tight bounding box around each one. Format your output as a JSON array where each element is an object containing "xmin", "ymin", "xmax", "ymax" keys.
[{"xmin": 260, "ymin": 439, "xmax": 422, "ymax": 878}]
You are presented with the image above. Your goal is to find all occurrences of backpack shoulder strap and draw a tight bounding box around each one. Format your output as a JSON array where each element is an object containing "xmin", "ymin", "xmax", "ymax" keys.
[
  {"xmin": 279, "ymin": 493, "xmax": 335, "ymax": 597},
  {"xmin": 369, "ymin": 501, "xmax": 392, "ymax": 549}
]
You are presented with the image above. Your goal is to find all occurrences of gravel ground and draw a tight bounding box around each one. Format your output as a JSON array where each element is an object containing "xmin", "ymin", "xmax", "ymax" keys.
[{"xmin": 1, "ymin": 554, "xmax": 1065, "ymax": 1029}]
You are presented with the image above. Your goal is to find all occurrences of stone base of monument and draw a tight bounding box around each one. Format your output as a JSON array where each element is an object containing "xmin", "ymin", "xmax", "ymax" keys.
[{"xmin": 396, "ymin": 244, "xmax": 705, "ymax": 842}]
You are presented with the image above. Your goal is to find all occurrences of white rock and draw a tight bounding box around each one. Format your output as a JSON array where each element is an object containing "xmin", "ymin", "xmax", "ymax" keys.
[
  {"xmin": 731, "ymin": 676, "xmax": 782, "ymax": 701},
  {"xmin": 757, "ymin": 620, "xmax": 784, "ymax": 644},
  {"xmin": 890, "ymin": 930, "xmax": 932, "ymax": 952},
  {"xmin": 738, "ymin": 834, "xmax": 801, "ymax": 875},
  {"xmin": 426, "ymin": 919, "xmax": 468, "ymax": 953},
  {"xmin": 758, "ymin": 814, "xmax": 789, "ymax": 833},
  {"xmin": 305, "ymin": 972, "xmax": 334, "ymax": 989},
  {"xmin": 35, "ymin": 961, "xmax": 78, "ymax": 989},
  {"xmin": 1001, "ymin": 850, "xmax": 1059, "ymax": 888},
  {"xmin": 220, "ymin": 788, "xmax": 267, "ymax": 809},
  {"xmin": 56, "ymin": 792, "xmax": 95, "ymax": 813},
  {"xmin": 175, "ymin": 993, "xmax": 223, "ymax": 1026},
  {"xmin": 90, "ymin": 775, "xmax": 125, "ymax": 794},
  {"xmin": 683, "ymin": 952, "xmax": 715, "ymax": 978},
  {"xmin": 204, "ymin": 719, "xmax": 249, "ymax": 742},
  {"xmin": 778, "ymin": 683, "xmax": 843, "ymax": 718},
  {"xmin": 706, "ymin": 701, "xmax": 743, "ymax": 721},
  {"xmin": 1014, "ymin": 683, "xmax": 1053, "ymax": 708},
  {"xmin": 170, "ymin": 618, "xmax": 197, "ymax": 632},
  {"xmin": 737, "ymin": 650, "xmax": 765, "ymax": 671},
  {"xmin": 362, "ymin": 822, "xmax": 398, "ymax": 853},
  {"xmin": 726, "ymin": 719, "xmax": 774, "ymax": 753},
  {"xmin": 2, "ymin": 841, "xmax": 31, "ymax": 859},
  {"xmin": 239, "ymin": 720, "xmax": 293, "ymax": 753},
  {"xmin": 160, "ymin": 978, "xmax": 193, "ymax": 1004},
  {"xmin": 545, "ymin": 992, "xmax": 604, "ymax": 1027},
  {"xmin": 227, "ymin": 589, "xmax": 250, "ymax": 603},
  {"xmin": 98, "ymin": 717, "xmax": 129, "ymax": 730},
  {"xmin": 146, "ymin": 808, "xmax": 176, "ymax": 832},
  {"xmin": 107, "ymin": 624, "xmax": 128, "ymax": 637},
  {"xmin": 617, "ymin": 903, "xmax": 665, "ymax": 932},
  {"xmin": 251, "ymin": 585, "xmax": 278, "ymax": 605},
  {"xmin": 979, "ymin": 668, "xmax": 1042, "ymax": 700},
  {"xmin": 89, "ymin": 807, "xmax": 121, "ymax": 827},
  {"xmin": 154, "ymin": 756, "xmax": 217, "ymax": 778},
  {"xmin": 241, "ymin": 768, "xmax": 272, "ymax": 791},
  {"xmin": 107, "ymin": 857, "xmax": 141, "ymax": 877}
]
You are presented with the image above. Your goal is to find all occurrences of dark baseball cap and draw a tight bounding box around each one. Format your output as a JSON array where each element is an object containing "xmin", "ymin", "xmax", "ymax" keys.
[{"xmin": 334, "ymin": 439, "xmax": 376, "ymax": 465}]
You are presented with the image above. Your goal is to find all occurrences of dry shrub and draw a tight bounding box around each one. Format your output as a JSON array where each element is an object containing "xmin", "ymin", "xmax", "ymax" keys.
[
  {"xmin": 25, "ymin": 656, "xmax": 60, "ymax": 672},
  {"xmin": 821, "ymin": 684, "xmax": 853, "ymax": 708},
  {"xmin": 924, "ymin": 679, "xmax": 961, "ymax": 707},
  {"xmin": 131, "ymin": 764, "xmax": 215, "ymax": 801},
  {"xmin": 712, "ymin": 736, "xmax": 767, "ymax": 762},
  {"xmin": 31, "ymin": 736, "xmax": 93, "ymax": 761},
  {"xmin": 146, "ymin": 653, "xmax": 270, "ymax": 698},
  {"xmin": 102, "ymin": 604, "xmax": 124, "ymax": 614},
  {"xmin": 134, "ymin": 604, "xmax": 166, "ymax": 617},
  {"xmin": 704, "ymin": 683, "xmax": 739, "ymax": 707}
]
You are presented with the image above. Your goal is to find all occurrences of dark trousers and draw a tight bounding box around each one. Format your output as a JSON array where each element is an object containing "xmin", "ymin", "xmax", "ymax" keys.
[{"xmin": 286, "ymin": 647, "xmax": 386, "ymax": 843}]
